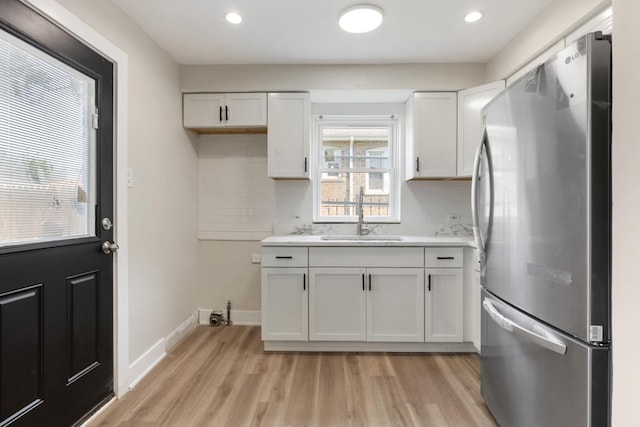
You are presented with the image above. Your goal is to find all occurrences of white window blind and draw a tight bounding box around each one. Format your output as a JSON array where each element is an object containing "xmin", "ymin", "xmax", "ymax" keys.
[{"xmin": 0, "ymin": 28, "xmax": 96, "ymax": 247}]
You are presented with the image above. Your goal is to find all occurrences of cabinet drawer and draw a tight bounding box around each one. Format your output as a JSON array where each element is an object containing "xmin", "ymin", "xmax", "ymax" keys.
[
  {"xmin": 425, "ymin": 247, "xmax": 463, "ymax": 268},
  {"xmin": 309, "ymin": 247, "xmax": 423, "ymax": 268},
  {"xmin": 262, "ymin": 247, "xmax": 308, "ymax": 267}
]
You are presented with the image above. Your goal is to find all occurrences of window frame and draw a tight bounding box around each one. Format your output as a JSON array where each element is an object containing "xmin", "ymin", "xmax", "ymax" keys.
[
  {"xmin": 364, "ymin": 148, "xmax": 389, "ymax": 195},
  {"xmin": 312, "ymin": 115, "xmax": 400, "ymax": 223}
]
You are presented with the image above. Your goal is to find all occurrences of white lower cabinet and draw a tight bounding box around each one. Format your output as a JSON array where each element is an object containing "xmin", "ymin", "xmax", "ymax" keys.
[
  {"xmin": 425, "ymin": 268, "xmax": 463, "ymax": 342},
  {"xmin": 309, "ymin": 267, "xmax": 425, "ymax": 342},
  {"xmin": 309, "ymin": 268, "xmax": 366, "ymax": 341},
  {"xmin": 472, "ymin": 270, "xmax": 481, "ymax": 350},
  {"xmin": 261, "ymin": 244, "xmax": 469, "ymax": 351},
  {"xmin": 261, "ymin": 267, "xmax": 308, "ymax": 341},
  {"xmin": 367, "ymin": 268, "xmax": 425, "ymax": 342}
]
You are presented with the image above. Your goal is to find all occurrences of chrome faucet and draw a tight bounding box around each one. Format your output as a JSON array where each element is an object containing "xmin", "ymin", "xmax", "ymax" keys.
[{"xmin": 357, "ymin": 186, "xmax": 366, "ymax": 236}]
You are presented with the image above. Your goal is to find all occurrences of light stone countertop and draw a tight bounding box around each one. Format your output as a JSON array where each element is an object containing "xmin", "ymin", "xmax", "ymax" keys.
[{"xmin": 261, "ymin": 235, "xmax": 476, "ymax": 247}]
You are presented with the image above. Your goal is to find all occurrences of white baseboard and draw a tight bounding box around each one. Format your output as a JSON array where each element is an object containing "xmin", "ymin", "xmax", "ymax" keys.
[
  {"xmin": 127, "ymin": 311, "xmax": 197, "ymax": 391},
  {"xmin": 127, "ymin": 338, "xmax": 166, "ymax": 391},
  {"xmin": 198, "ymin": 308, "xmax": 261, "ymax": 326},
  {"xmin": 165, "ymin": 311, "xmax": 197, "ymax": 351},
  {"xmin": 263, "ymin": 341, "xmax": 477, "ymax": 353}
]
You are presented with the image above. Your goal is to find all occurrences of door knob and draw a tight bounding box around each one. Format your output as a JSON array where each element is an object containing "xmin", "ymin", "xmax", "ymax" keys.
[{"xmin": 102, "ymin": 241, "xmax": 119, "ymax": 254}]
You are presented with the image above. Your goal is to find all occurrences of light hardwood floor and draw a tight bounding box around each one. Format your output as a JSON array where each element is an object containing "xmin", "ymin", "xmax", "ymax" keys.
[{"xmin": 87, "ymin": 326, "xmax": 497, "ymax": 427}]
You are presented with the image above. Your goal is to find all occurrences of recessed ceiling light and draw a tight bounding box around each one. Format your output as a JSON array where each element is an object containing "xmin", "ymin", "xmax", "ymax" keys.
[
  {"xmin": 225, "ymin": 12, "xmax": 242, "ymax": 24},
  {"xmin": 339, "ymin": 5, "xmax": 384, "ymax": 34},
  {"xmin": 464, "ymin": 11, "xmax": 483, "ymax": 23}
]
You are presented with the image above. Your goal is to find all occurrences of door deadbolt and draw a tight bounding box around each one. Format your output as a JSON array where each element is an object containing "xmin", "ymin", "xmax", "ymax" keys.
[{"xmin": 101, "ymin": 217, "xmax": 113, "ymax": 231}]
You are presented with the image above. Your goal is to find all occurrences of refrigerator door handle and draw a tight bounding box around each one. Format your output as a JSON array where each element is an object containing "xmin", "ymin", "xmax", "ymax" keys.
[
  {"xmin": 483, "ymin": 299, "xmax": 567, "ymax": 356},
  {"xmin": 472, "ymin": 127, "xmax": 492, "ymax": 262}
]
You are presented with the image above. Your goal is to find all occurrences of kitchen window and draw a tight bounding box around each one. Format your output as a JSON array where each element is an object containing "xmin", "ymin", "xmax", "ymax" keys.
[{"xmin": 313, "ymin": 115, "xmax": 399, "ymax": 222}]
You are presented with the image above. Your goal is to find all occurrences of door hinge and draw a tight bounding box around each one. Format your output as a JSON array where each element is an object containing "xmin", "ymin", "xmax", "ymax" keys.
[
  {"xmin": 92, "ymin": 108, "xmax": 99, "ymax": 129},
  {"xmin": 589, "ymin": 325, "xmax": 603, "ymax": 343}
]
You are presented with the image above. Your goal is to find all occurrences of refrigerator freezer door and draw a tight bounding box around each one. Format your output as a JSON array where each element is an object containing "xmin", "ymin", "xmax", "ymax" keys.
[
  {"xmin": 479, "ymin": 33, "xmax": 611, "ymax": 342},
  {"xmin": 481, "ymin": 290, "xmax": 610, "ymax": 427}
]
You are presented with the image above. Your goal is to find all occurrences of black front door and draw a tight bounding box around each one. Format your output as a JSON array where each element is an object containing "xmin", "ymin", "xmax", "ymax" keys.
[{"xmin": 0, "ymin": 1, "xmax": 114, "ymax": 425}]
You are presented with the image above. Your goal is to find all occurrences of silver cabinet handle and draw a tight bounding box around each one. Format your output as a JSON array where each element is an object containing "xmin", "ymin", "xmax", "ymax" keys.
[
  {"xmin": 102, "ymin": 241, "xmax": 119, "ymax": 254},
  {"xmin": 482, "ymin": 299, "xmax": 567, "ymax": 355}
]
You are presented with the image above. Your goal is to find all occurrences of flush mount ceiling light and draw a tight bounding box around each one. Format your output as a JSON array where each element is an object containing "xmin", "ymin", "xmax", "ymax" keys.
[
  {"xmin": 339, "ymin": 4, "xmax": 384, "ymax": 33},
  {"xmin": 464, "ymin": 11, "xmax": 483, "ymax": 23},
  {"xmin": 225, "ymin": 12, "xmax": 243, "ymax": 24}
]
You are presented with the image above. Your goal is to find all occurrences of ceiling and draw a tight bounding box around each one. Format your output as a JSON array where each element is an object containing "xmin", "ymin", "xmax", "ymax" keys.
[{"xmin": 110, "ymin": 0, "xmax": 553, "ymax": 65}]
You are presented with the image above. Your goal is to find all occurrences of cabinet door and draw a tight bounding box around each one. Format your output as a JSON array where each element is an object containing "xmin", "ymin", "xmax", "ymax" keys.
[
  {"xmin": 408, "ymin": 92, "xmax": 457, "ymax": 179},
  {"xmin": 457, "ymin": 81, "xmax": 505, "ymax": 177},
  {"xmin": 261, "ymin": 267, "xmax": 308, "ymax": 341},
  {"xmin": 425, "ymin": 268, "xmax": 463, "ymax": 342},
  {"xmin": 367, "ymin": 268, "xmax": 425, "ymax": 342},
  {"xmin": 309, "ymin": 268, "xmax": 366, "ymax": 341},
  {"xmin": 225, "ymin": 93, "xmax": 267, "ymax": 127},
  {"xmin": 471, "ymin": 270, "xmax": 481, "ymax": 351},
  {"xmin": 183, "ymin": 93, "xmax": 224, "ymax": 128},
  {"xmin": 267, "ymin": 93, "xmax": 310, "ymax": 179}
]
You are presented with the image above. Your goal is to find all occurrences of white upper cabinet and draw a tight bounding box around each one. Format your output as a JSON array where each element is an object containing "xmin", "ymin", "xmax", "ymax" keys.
[
  {"xmin": 457, "ymin": 81, "xmax": 505, "ymax": 177},
  {"xmin": 183, "ymin": 92, "xmax": 267, "ymax": 130},
  {"xmin": 405, "ymin": 92, "xmax": 457, "ymax": 179},
  {"xmin": 267, "ymin": 92, "xmax": 310, "ymax": 179}
]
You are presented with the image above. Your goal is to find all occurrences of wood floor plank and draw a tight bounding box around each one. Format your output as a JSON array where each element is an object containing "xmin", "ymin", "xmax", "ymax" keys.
[{"xmin": 85, "ymin": 326, "xmax": 497, "ymax": 427}]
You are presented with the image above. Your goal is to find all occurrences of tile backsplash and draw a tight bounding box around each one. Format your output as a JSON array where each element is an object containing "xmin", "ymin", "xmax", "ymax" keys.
[{"xmin": 198, "ymin": 133, "xmax": 473, "ymax": 240}]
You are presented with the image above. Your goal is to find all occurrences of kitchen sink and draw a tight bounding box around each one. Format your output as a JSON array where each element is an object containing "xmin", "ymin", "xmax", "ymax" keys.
[{"xmin": 320, "ymin": 235, "xmax": 404, "ymax": 241}]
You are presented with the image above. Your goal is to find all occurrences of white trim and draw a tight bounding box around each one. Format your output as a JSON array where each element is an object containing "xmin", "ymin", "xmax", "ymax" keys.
[
  {"xmin": 24, "ymin": 0, "xmax": 130, "ymax": 398},
  {"xmin": 313, "ymin": 114, "xmax": 400, "ymax": 223},
  {"xmin": 264, "ymin": 340, "xmax": 477, "ymax": 353},
  {"xmin": 128, "ymin": 312, "xmax": 196, "ymax": 391},
  {"xmin": 165, "ymin": 311, "xmax": 198, "ymax": 351},
  {"xmin": 198, "ymin": 308, "xmax": 262, "ymax": 326},
  {"xmin": 127, "ymin": 339, "xmax": 166, "ymax": 391}
]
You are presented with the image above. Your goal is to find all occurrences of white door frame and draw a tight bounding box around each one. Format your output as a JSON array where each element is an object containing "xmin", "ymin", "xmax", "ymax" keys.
[{"xmin": 24, "ymin": 0, "xmax": 130, "ymax": 397}]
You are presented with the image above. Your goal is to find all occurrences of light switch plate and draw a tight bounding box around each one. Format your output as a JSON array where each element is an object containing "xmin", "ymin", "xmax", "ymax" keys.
[
  {"xmin": 251, "ymin": 254, "xmax": 261, "ymax": 264},
  {"xmin": 127, "ymin": 168, "xmax": 134, "ymax": 188}
]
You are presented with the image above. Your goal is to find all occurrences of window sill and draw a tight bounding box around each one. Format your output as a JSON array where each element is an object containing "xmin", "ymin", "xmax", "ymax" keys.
[{"xmin": 312, "ymin": 219, "xmax": 400, "ymax": 224}]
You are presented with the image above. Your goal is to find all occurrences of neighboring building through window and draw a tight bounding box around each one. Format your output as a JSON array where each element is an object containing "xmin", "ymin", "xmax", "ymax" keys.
[{"xmin": 314, "ymin": 116, "xmax": 399, "ymax": 222}]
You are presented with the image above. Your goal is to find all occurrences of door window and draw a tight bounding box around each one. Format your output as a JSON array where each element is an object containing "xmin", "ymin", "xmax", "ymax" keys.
[{"xmin": 0, "ymin": 29, "xmax": 97, "ymax": 246}]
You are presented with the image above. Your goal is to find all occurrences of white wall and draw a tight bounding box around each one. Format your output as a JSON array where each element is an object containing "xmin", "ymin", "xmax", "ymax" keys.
[
  {"xmin": 180, "ymin": 63, "xmax": 486, "ymax": 93},
  {"xmin": 611, "ymin": 0, "xmax": 640, "ymax": 423},
  {"xmin": 486, "ymin": 0, "xmax": 610, "ymax": 80},
  {"xmin": 55, "ymin": 0, "xmax": 199, "ymax": 362}
]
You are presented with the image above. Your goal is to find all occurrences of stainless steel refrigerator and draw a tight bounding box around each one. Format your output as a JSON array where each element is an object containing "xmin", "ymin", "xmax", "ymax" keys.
[{"xmin": 472, "ymin": 32, "xmax": 611, "ymax": 427}]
